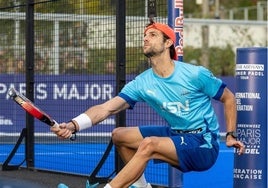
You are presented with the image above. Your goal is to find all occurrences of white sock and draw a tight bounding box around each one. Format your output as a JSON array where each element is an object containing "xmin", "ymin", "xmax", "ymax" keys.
[
  {"xmin": 104, "ymin": 184, "xmax": 112, "ymax": 188},
  {"xmin": 131, "ymin": 173, "xmax": 148, "ymax": 187}
]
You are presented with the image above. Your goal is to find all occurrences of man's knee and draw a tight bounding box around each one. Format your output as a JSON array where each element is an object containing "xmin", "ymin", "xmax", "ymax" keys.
[
  {"xmin": 137, "ymin": 137, "xmax": 155, "ymax": 157},
  {"xmin": 112, "ymin": 127, "xmax": 125, "ymax": 144}
]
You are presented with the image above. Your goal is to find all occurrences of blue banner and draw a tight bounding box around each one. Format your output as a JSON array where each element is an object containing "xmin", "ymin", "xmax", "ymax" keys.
[
  {"xmin": 234, "ymin": 47, "xmax": 267, "ymax": 188},
  {"xmin": 0, "ymin": 74, "xmax": 234, "ymax": 134},
  {"xmin": 0, "ymin": 74, "xmax": 117, "ymax": 134}
]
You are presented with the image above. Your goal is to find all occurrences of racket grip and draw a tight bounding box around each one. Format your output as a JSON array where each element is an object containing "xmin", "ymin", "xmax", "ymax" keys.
[{"xmin": 52, "ymin": 121, "xmax": 76, "ymax": 141}]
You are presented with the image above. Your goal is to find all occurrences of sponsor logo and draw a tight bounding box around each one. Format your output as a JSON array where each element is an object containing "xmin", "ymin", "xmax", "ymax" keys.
[
  {"xmin": 236, "ymin": 64, "xmax": 265, "ymax": 80},
  {"xmin": 234, "ymin": 168, "xmax": 263, "ymax": 180},
  {"xmin": 237, "ymin": 124, "xmax": 261, "ymax": 155},
  {"xmin": 0, "ymin": 116, "xmax": 13, "ymax": 126}
]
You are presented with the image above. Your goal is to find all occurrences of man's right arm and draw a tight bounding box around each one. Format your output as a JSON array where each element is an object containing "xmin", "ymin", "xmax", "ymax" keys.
[
  {"xmin": 51, "ymin": 96, "xmax": 130, "ymax": 139},
  {"xmin": 84, "ymin": 96, "xmax": 130, "ymax": 126}
]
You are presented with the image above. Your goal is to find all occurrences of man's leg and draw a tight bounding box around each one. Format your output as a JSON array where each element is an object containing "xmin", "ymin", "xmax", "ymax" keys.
[
  {"xmin": 112, "ymin": 127, "xmax": 143, "ymax": 161},
  {"xmin": 108, "ymin": 136, "xmax": 178, "ymax": 188},
  {"xmin": 112, "ymin": 127, "xmax": 149, "ymax": 187}
]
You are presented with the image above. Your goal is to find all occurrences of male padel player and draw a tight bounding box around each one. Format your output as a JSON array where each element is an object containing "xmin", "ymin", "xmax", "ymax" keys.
[{"xmin": 52, "ymin": 21, "xmax": 245, "ymax": 188}]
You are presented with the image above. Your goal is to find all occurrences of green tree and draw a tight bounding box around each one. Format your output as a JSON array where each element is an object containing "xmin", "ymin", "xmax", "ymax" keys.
[{"xmin": 183, "ymin": 45, "xmax": 235, "ymax": 76}]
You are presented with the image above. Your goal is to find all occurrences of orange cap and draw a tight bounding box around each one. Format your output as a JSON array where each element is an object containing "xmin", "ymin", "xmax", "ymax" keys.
[{"xmin": 144, "ymin": 23, "xmax": 178, "ymax": 60}]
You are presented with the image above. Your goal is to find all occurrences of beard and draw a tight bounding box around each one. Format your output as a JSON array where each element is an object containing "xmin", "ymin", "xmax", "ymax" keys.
[
  {"xmin": 144, "ymin": 51, "xmax": 155, "ymax": 58},
  {"xmin": 143, "ymin": 44, "xmax": 165, "ymax": 59},
  {"xmin": 143, "ymin": 46, "xmax": 158, "ymax": 58}
]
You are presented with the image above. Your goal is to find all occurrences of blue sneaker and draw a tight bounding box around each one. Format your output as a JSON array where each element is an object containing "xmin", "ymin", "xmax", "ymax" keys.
[
  {"xmin": 57, "ymin": 183, "xmax": 69, "ymax": 188},
  {"xmin": 86, "ymin": 180, "xmax": 99, "ymax": 188}
]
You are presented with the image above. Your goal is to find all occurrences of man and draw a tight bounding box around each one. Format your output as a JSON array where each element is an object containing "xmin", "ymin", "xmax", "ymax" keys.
[{"xmin": 52, "ymin": 21, "xmax": 245, "ymax": 188}]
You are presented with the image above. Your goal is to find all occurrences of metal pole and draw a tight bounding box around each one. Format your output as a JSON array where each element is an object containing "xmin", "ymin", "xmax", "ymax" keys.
[
  {"xmin": 257, "ymin": 2, "xmax": 264, "ymax": 21},
  {"xmin": 145, "ymin": 0, "xmax": 148, "ymax": 17},
  {"xmin": 25, "ymin": 0, "xmax": 35, "ymax": 169},
  {"xmin": 214, "ymin": 0, "xmax": 220, "ymax": 19},
  {"xmin": 244, "ymin": 8, "xmax": 248, "ymax": 21},
  {"xmin": 14, "ymin": 20, "xmax": 20, "ymax": 59},
  {"xmin": 201, "ymin": 0, "xmax": 209, "ymax": 68},
  {"xmin": 115, "ymin": 0, "xmax": 126, "ymax": 173},
  {"xmin": 14, "ymin": 0, "xmax": 20, "ymax": 59},
  {"xmin": 54, "ymin": 20, "xmax": 59, "ymax": 75}
]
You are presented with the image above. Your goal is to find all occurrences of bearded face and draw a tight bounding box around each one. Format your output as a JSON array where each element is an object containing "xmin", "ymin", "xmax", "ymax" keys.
[{"xmin": 143, "ymin": 28, "xmax": 169, "ymax": 59}]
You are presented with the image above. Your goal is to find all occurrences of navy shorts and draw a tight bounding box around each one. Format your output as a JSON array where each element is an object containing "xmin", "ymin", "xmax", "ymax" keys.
[{"xmin": 139, "ymin": 126, "xmax": 219, "ymax": 172}]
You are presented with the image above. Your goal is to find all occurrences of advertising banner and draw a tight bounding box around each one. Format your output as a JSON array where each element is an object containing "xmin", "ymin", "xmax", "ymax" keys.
[
  {"xmin": 0, "ymin": 74, "xmax": 234, "ymax": 135},
  {"xmin": 234, "ymin": 47, "xmax": 267, "ymax": 188},
  {"xmin": 0, "ymin": 75, "xmax": 117, "ymax": 134},
  {"xmin": 168, "ymin": 0, "xmax": 183, "ymax": 62},
  {"xmin": 0, "ymin": 74, "xmax": 172, "ymax": 135}
]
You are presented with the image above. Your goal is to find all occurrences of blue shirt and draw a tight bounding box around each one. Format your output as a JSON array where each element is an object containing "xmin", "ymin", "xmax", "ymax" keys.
[{"xmin": 119, "ymin": 61, "xmax": 226, "ymax": 135}]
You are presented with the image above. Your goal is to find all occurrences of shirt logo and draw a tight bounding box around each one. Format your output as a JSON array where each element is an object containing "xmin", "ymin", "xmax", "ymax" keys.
[
  {"xmin": 146, "ymin": 89, "xmax": 156, "ymax": 96},
  {"xmin": 181, "ymin": 90, "xmax": 190, "ymax": 96},
  {"xmin": 162, "ymin": 100, "xmax": 190, "ymax": 116},
  {"xmin": 180, "ymin": 136, "xmax": 187, "ymax": 145}
]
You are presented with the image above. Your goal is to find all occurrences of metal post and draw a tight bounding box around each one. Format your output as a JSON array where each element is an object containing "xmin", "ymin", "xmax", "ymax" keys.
[
  {"xmin": 229, "ymin": 10, "xmax": 234, "ymax": 20},
  {"xmin": 201, "ymin": 0, "xmax": 209, "ymax": 67},
  {"xmin": 115, "ymin": 0, "xmax": 126, "ymax": 173},
  {"xmin": 214, "ymin": 0, "xmax": 220, "ymax": 19},
  {"xmin": 25, "ymin": 0, "xmax": 35, "ymax": 169},
  {"xmin": 54, "ymin": 20, "xmax": 59, "ymax": 75},
  {"xmin": 244, "ymin": 8, "xmax": 248, "ymax": 21},
  {"xmin": 14, "ymin": 0, "xmax": 20, "ymax": 59},
  {"xmin": 257, "ymin": 2, "xmax": 264, "ymax": 21}
]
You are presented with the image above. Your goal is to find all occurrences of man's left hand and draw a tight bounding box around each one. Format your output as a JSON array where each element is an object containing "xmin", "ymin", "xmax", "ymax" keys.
[{"xmin": 226, "ymin": 137, "xmax": 245, "ymax": 155}]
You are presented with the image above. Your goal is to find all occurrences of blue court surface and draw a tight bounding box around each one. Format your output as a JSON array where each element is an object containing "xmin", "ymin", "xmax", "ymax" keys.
[{"xmin": 0, "ymin": 142, "xmax": 234, "ymax": 188}]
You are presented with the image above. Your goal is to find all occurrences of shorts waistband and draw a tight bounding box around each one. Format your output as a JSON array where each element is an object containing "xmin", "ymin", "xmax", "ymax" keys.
[{"xmin": 173, "ymin": 128, "xmax": 203, "ymax": 134}]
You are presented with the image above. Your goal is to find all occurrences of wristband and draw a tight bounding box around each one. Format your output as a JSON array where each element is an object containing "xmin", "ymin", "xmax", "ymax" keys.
[{"xmin": 72, "ymin": 113, "xmax": 92, "ymax": 131}]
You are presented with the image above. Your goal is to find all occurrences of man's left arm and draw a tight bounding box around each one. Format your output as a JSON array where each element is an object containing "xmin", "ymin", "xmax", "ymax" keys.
[{"xmin": 220, "ymin": 87, "xmax": 245, "ymax": 155}]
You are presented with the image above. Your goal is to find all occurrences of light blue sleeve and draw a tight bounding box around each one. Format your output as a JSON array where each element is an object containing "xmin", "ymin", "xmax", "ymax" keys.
[
  {"xmin": 119, "ymin": 77, "xmax": 144, "ymax": 108},
  {"xmin": 197, "ymin": 66, "xmax": 225, "ymax": 99},
  {"xmin": 120, "ymin": 79, "xmax": 141, "ymax": 101}
]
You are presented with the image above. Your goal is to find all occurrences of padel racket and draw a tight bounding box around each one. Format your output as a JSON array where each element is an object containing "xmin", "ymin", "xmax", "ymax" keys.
[{"xmin": 8, "ymin": 87, "xmax": 75, "ymax": 140}]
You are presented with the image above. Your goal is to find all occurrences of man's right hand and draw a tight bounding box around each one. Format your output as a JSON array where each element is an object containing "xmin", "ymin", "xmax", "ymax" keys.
[{"xmin": 50, "ymin": 122, "xmax": 74, "ymax": 139}]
